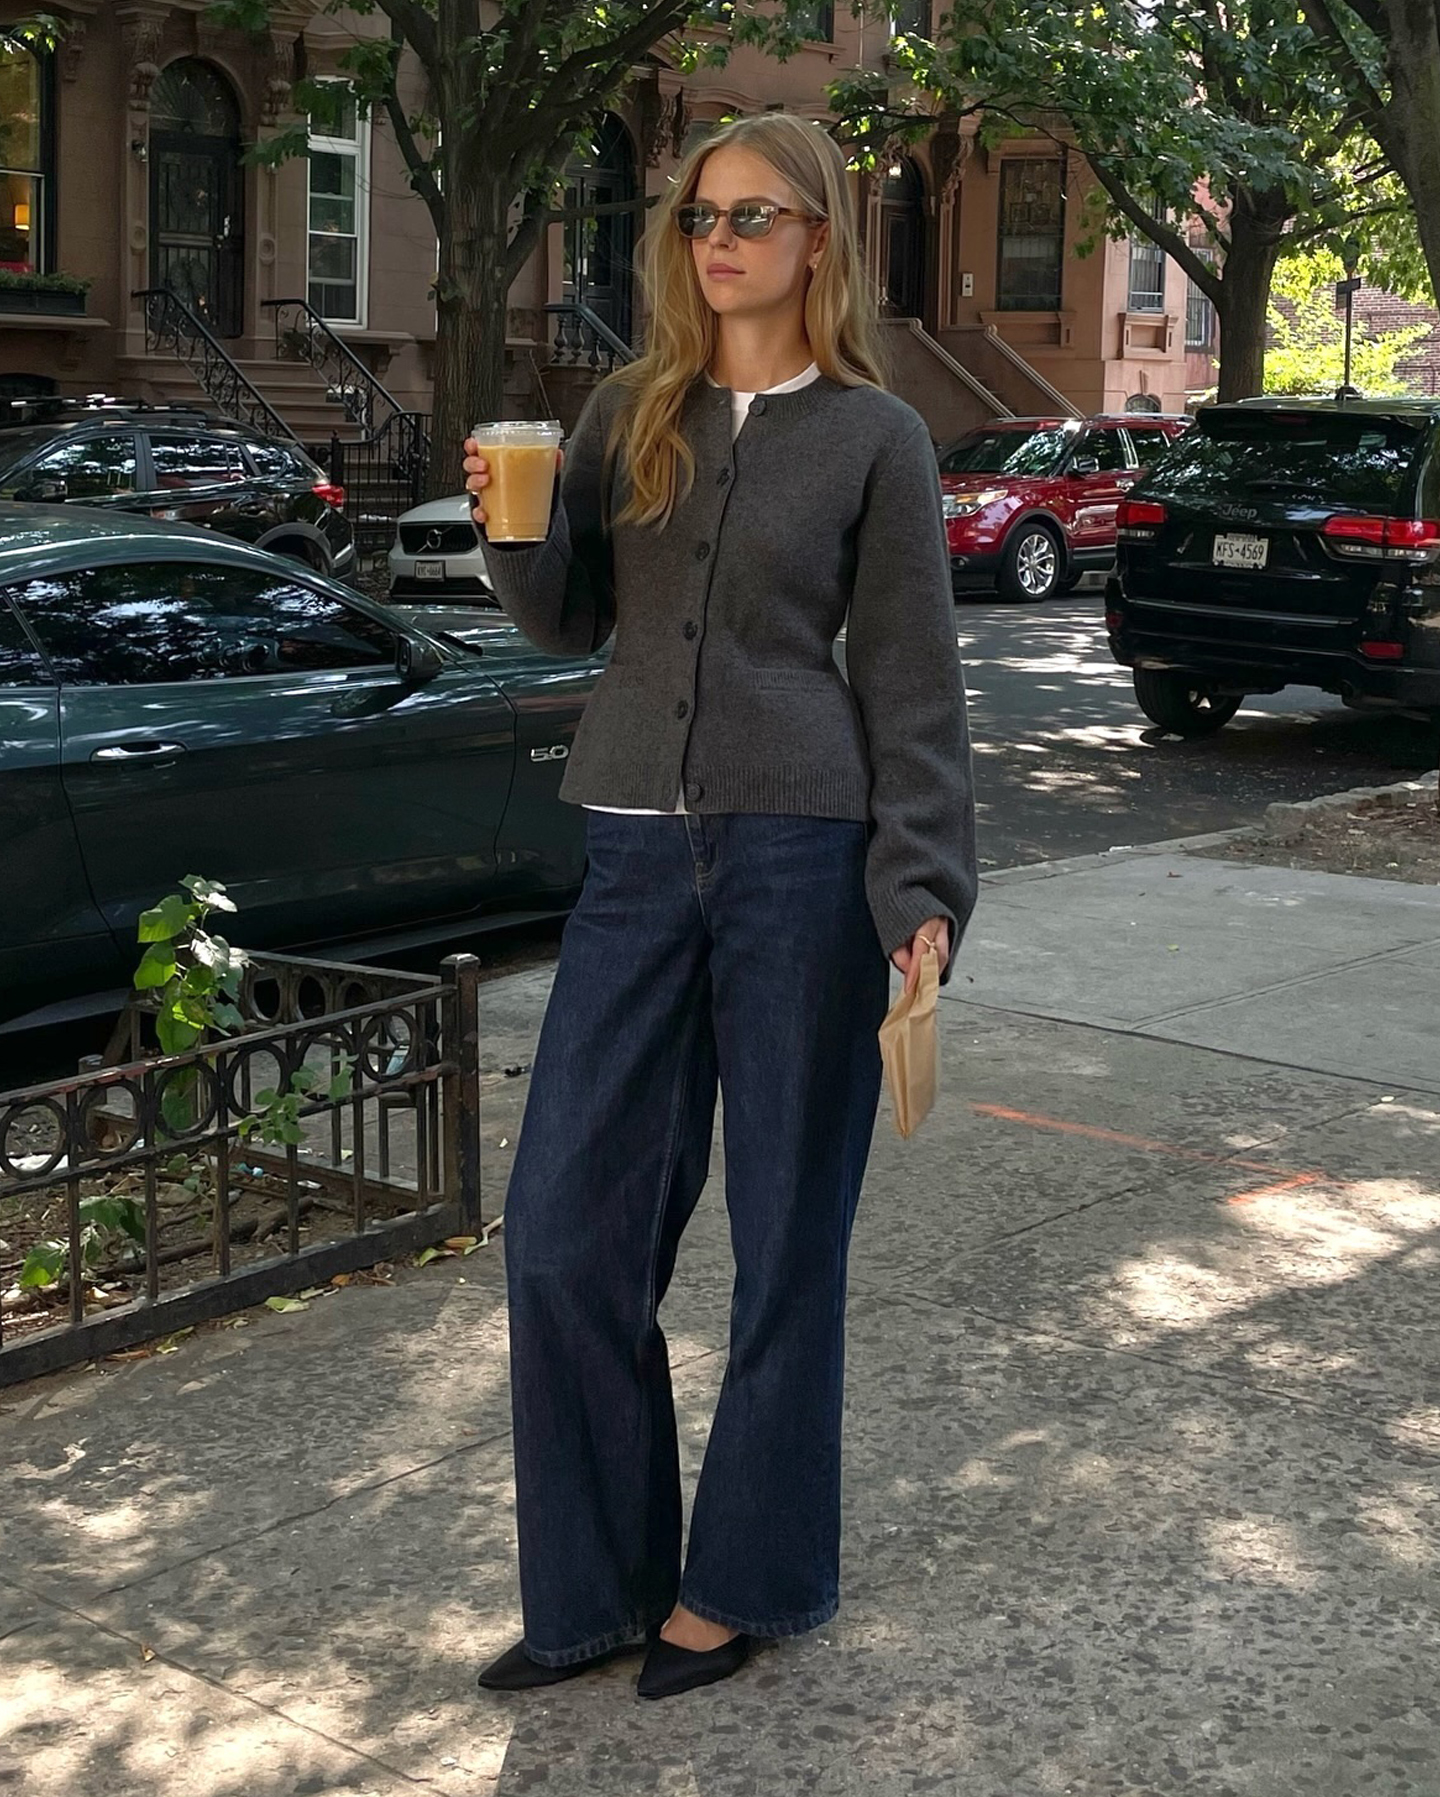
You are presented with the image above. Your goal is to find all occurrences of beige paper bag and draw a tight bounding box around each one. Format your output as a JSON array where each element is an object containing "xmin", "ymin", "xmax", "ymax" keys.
[{"xmin": 879, "ymin": 944, "xmax": 940, "ymax": 1138}]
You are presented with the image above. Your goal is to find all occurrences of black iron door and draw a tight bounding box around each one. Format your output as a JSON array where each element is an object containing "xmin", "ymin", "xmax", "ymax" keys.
[
  {"xmin": 563, "ymin": 115, "xmax": 635, "ymax": 346},
  {"xmin": 150, "ymin": 132, "xmax": 244, "ymax": 337},
  {"xmin": 880, "ymin": 159, "xmax": 926, "ymax": 320}
]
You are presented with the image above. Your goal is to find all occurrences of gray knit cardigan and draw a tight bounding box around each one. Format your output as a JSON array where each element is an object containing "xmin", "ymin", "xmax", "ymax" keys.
[{"xmin": 483, "ymin": 372, "xmax": 977, "ymax": 958}]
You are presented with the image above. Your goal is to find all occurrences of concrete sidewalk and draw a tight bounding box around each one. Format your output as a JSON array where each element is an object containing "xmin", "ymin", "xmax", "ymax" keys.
[{"xmin": 3, "ymin": 832, "xmax": 1439, "ymax": 1796}]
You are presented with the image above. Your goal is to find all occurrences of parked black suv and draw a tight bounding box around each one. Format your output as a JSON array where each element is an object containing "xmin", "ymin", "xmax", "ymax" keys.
[
  {"xmin": 0, "ymin": 397, "xmax": 355, "ymax": 580},
  {"xmin": 1107, "ymin": 397, "xmax": 1440, "ymax": 735}
]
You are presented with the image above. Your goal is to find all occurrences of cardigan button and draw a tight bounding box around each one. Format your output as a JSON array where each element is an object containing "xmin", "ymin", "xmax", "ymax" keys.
[
  {"xmin": 683, "ymin": 620, "xmax": 698, "ymax": 640},
  {"xmin": 686, "ymin": 779, "xmax": 705, "ymax": 804},
  {"xmin": 749, "ymin": 396, "xmax": 767, "ymax": 416},
  {"xmin": 675, "ymin": 699, "xmax": 690, "ymax": 720},
  {"xmin": 695, "ymin": 541, "xmax": 711, "ymax": 561},
  {"xmin": 717, "ymin": 467, "xmax": 731, "ymax": 486}
]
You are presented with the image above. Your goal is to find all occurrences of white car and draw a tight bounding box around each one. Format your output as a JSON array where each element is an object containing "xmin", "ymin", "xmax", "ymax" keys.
[{"xmin": 387, "ymin": 494, "xmax": 496, "ymax": 603}]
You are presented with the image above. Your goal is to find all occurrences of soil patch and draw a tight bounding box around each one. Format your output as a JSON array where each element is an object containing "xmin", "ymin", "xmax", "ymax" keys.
[{"xmin": 1200, "ymin": 789, "xmax": 1440, "ymax": 884}]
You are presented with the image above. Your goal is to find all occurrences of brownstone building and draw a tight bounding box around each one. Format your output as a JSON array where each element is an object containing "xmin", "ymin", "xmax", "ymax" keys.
[{"xmin": 0, "ymin": 0, "xmax": 1204, "ymax": 467}]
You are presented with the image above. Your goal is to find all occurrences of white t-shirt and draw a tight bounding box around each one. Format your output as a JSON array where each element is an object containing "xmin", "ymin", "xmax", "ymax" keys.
[{"xmin": 587, "ymin": 360, "xmax": 822, "ymax": 817}]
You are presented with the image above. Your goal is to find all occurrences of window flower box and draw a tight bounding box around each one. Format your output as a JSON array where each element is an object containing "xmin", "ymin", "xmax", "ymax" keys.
[{"xmin": 0, "ymin": 275, "xmax": 91, "ymax": 317}]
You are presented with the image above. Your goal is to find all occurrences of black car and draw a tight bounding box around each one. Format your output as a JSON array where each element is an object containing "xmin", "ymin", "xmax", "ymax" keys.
[
  {"xmin": 1108, "ymin": 397, "xmax": 1440, "ymax": 735},
  {"xmin": 0, "ymin": 397, "xmax": 355, "ymax": 581}
]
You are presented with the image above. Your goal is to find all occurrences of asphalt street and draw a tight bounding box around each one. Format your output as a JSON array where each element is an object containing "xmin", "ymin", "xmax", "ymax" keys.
[{"xmin": 958, "ymin": 591, "xmax": 1437, "ymax": 868}]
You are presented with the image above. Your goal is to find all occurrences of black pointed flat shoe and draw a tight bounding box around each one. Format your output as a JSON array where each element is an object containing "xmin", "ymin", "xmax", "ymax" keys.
[
  {"xmin": 477, "ymin": 1632, "xmax": 650, "ymax": 1692},
  {"xmin": 636, "ymin": 1631, "xmax": 751, "ymax": 1700}
]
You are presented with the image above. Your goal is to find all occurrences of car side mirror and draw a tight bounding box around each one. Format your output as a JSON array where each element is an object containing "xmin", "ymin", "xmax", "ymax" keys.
[
  {"xmin": 1069, "ymin": 456, "xmax": 1100, "ymax": 477},
  {"xmin": 395, "ymin": 632, "xmax": 446, "ymax": 684},
  {"xmin": 17, "ymin": 475, "xmax": 68, "ymax": 502}
]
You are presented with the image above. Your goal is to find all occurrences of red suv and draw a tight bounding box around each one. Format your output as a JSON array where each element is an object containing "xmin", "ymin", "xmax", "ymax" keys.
[{"xmin": 939, "ymin": 414, "xmax": 1191, "ymax": 602}]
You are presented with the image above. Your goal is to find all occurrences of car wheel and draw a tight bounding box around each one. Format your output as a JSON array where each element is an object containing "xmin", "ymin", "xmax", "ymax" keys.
[
  {"xmin": 998, "ymin": 523, "xmax": 1062, "ymax": 602},
  {"xmin": 275, "ymin": 541, "xmax": 323, "ymax": 573},
  {"xmin": 1133, "ymin": 668, "xmax": 1244, "ymax": 736}
]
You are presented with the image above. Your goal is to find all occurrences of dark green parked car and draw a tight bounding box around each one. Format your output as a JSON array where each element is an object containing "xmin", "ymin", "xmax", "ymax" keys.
[{"xmin": 0, "ymin": 505, "xmax": 603, "ymax": 1030}]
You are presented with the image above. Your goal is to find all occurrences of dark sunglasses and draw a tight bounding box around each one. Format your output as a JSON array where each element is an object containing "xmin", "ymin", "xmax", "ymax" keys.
[{"xmin": 675, "ymin": 200, "xmax": 821, "ymax": 239}]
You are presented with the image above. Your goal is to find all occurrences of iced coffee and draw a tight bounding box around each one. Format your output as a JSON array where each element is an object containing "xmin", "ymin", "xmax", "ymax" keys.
[{"xmin": 471, "ymin": 419, "xmax": 563, "ymax": 542}]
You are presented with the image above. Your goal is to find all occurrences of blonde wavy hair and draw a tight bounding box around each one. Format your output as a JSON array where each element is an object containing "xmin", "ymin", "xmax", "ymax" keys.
[{"xmin": 608, "ymin": 112, "xmax": 884, "ymax": 528}]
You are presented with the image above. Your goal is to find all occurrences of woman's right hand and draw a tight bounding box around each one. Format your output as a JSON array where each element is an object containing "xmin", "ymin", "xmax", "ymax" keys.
[{"xmin": 463, "ymin": 440, "xmax": 563, "ymax": 530}]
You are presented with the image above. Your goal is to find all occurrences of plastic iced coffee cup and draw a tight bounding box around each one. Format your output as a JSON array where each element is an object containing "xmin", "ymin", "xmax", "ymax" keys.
[{"xmin": 471, "ymin": 418, "xmax": 563, "ymax": 542}]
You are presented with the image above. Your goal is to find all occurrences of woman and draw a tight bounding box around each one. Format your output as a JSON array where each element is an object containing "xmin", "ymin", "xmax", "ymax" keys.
[{"xmin": 466, "ymin": 113, "xmax": 976, "ymax": 1701}]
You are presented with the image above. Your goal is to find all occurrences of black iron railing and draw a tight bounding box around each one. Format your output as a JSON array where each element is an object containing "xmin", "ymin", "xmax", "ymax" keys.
[
  {"xmin": 325, "ymin": 408, "xmax": 433, "ymax": 556},
  {"xmin": 545, "ymin": 301, "xmax": 636, "ymax": 374},
  {"xmin": 263, "ymin": 297, "xmax": 406, "ymax": 435},
  {"xmin": 0, "ymin": 952, "xmax": 481, "ymax": 1385},
  {"xmin": 133, "ymin": 287, "xmax": 300, "ymax": 444}
]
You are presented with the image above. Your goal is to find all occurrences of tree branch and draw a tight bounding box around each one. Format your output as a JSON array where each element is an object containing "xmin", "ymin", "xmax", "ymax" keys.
[
  {"xmin": 381, "ymin": 21, "xmax": 443, "ymax": 230},
  {"xmin": 1085, "ymin": 154, "xmax": 1227, "ymax": 304},
  {"xmin": 376, "ymin": 0, "xmax": 440, "ymax": 75},
  {"xmin": 1299, "ymin": 0, "xmax": 1387, "ymax": 119}
]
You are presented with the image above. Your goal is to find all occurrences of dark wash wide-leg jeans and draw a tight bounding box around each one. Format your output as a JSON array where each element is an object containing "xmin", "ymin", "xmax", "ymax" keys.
[{"xmin": 503, "ymin": 811, "xmax": 891, "ymax": 1666}]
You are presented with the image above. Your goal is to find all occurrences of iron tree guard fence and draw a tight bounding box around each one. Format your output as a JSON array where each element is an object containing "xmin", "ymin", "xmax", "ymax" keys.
[{"xmin": 0, "ymin": 952, "xmax": 482, "ymax": 1386}]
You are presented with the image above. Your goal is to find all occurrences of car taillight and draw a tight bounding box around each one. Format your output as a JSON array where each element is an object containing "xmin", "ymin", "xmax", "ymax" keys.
[
  {"xmin": 1116, "ymin": 499, "xmax": 1166, "ymax": 540},
  {"xmin": 1323, "ymin": 514, "xmax": 1440, "ymax": 560},
  {"xmin": 1359, "ymin": 640, "xmax": 1406, "ymax": 659},
  {"xmin": 312, "ymin": 481, "xmax": 346, "ymax": 509}
]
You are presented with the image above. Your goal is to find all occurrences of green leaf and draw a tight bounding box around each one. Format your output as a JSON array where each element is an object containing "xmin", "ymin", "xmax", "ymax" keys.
[
  {"xmin": 180, "ymin": 875, "xmax": 236, "ymax": 913},
  {"xmin": 415, "ymin": 1245, "xmax": 448, "ymax": 1266},
  {"xmin": 290, "ymin": 1067, "xmax": 322, "ymax": 1094},
  {"xmin": 155, "ymin": 1011, "xmax": 202, "ymax": 1056},
  {"xmin": 263, "ymin": 1295, "xmax": 309, "ymax": 1313},
  {"xmin": 210, "ymin": 1001, "xmax": 245, "ymax": 1033},
  {"xmin": 137, "ymin": 894, "xmax": 195, "ymax": 943},
  {"xmin": 133, "ymin": 943, "xmax": 177, "ymax": 990},
  {"xmin": 18, "ymin": 1241, "xmax": 66, "ymax": 1289},
  {"xmin": 251, "ymin": 1088, "xmax": 279, "ymax": 1108}
]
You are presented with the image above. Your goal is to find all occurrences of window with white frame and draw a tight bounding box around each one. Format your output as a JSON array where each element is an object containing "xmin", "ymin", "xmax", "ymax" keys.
[
  {"xmin": 1127, "ymin": 196, "xmax": 1168, "ymax": 313},
  {"xmin": 307, "ymin": 84, "xmax": 369, "ymax": 325}
]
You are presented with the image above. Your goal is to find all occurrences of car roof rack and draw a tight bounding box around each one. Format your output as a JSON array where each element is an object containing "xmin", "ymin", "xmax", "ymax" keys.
[{"xmin": 0, "ymin": 393, "xmax": 223, "ymax": 429}]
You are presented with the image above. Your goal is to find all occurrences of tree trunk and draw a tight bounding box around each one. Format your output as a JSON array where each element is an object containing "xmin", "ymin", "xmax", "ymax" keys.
[
  {"xmin": 1214, "ymin": 199, "xmax": 1284, "ymax": 401},
  {"xmin": 428, "ymin": 170, "xmax": 510, "ymax": 501},
  {"xmin": 1367, "ymin": 2, "xmax": 1440, "ymax": 311}
]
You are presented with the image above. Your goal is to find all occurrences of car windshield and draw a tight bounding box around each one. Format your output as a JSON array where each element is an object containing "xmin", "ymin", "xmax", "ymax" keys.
[
  {"xmin": 938, "ymin": 427, "xmax": 1072, "ymax": 478},
  {"xmin": 0, "ymin": 428, "xmax": 53, "ymax": 477},
  {"xmin": 1148, "ymin": 411, "xmax": 1426, "ymax": 511}
]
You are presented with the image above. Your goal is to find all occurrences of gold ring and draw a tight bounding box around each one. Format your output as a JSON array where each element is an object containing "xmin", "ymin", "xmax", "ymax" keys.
[{"xmin": 917, "ymin": 933, "xmax": 937, "ymax": 950}]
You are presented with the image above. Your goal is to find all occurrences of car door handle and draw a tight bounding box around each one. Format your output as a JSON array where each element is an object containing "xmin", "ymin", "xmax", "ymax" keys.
[{"xmin": 91, "ymin": 741, "xmax": 186, "ymax": 762}]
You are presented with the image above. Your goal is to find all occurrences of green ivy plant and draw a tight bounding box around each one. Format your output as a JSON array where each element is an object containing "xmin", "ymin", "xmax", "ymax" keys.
[
  {"xmin": 19, "ymin": 1195, "xmax": 145, "ymax": 1292},
  {"xmin": 135, "ymin": 876, "xmax": 247, "ymax": 1055}
]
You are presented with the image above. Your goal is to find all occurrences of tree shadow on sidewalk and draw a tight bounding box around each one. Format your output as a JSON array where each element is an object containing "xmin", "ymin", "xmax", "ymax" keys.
[{"xmin": 2, "ymin": 1008, "xmax": 1439, "ymax": 1795}]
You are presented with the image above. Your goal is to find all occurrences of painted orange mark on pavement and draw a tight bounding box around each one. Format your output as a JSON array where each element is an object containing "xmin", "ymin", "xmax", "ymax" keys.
[
  {"xmin": 969, "ymin": 1102, "xmax": 1330, "ymax": 1202},
  {"xmin": 1222, "ymin": 1173, "xmax": 1324, "ymax": 1207}
]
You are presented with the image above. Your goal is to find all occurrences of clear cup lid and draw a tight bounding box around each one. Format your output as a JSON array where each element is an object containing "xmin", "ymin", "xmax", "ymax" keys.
[{"xmin": 471, "ymin": 419, "xmax": 563, "ymax": 439}]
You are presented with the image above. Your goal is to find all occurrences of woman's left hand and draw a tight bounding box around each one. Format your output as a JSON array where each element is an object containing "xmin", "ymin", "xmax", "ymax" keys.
[{"xmin": 892, "ymin": 918, "xmax": 950, "ymax": 997}]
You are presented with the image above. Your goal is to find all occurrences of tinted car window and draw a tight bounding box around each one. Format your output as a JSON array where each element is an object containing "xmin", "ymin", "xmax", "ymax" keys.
[
  {"xmin": 939, "ymin": 426, "xmax": 1072, "ymax": 477},
  {"xmin": 148, "ymin": 434, "xmax": 249, "ymax": 490},
  {"xmin": 246, "ymin": 440, "xmax": 319, "ymax": 483},
  {"xmin": 1150, "ymin": 412, "xmax": 1425, "ymax": 511},
  {"xmin": 1125, "ymin": 426, "xmax": 1179, "ymax": 464},
  {"xmin": 1077, "ymin": 429, "xmax": 1130, "ymax": 472},
  {"xmin": 0, "ymin": 597, "xmax": 46, "ymax": 684},
  {"xmin": 1, "ymin": 433, "xmax": 138, "ymax": 500},
  {"xmin": 7, "ymin": 563, "xmax": 395, "ymax": 685}
]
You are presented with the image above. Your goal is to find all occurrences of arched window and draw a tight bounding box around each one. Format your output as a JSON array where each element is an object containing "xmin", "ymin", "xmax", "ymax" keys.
[
  {"xmin": 0, "ymin": 43, "xmax": 52, "ymax": 274},
  {"xmin": 150, "ymin": 59, "xmax": 241, "ymax": 137}
]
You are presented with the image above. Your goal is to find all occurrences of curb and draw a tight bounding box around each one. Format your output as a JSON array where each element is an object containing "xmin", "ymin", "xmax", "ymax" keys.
[
  {"xmin": 1259, "ymin": 770, "xmax": 1436, "ymax": 830},
  {"xmin": 980, "ymin": 772, "xmax": 1437, "ymax": 887},
  {"xmin": 981, "ymin": 826, "xmax": 1253, "ymax": 887}
]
